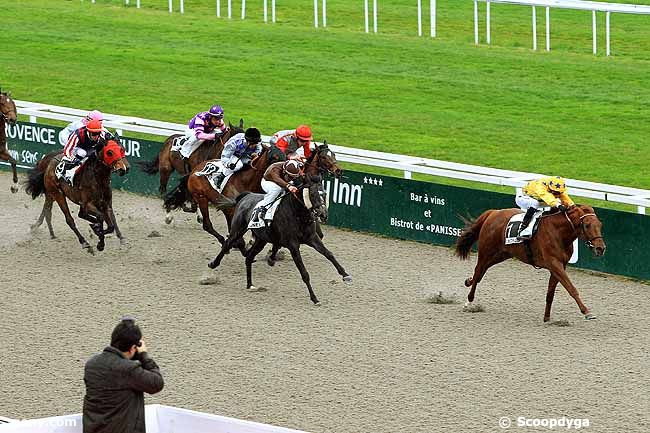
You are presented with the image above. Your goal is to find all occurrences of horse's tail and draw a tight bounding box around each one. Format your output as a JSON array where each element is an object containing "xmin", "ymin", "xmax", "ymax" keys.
[
  {"xmin": 24, "ymin": 165, "xmax": 46, "ymax": 199},
  {"xmin": 163, "ymin": 175, "xmax": 190, "ymax": 212},
  {"xmin": 455, "ymin": 210, "xmax": 494, "ymax": 260},
  {"xmin": 136, "ymin": 154, "xmax": 160, "ymax": 175}
]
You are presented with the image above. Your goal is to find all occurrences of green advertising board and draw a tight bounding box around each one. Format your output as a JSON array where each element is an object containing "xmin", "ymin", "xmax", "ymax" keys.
[{"xmin": 3, "ymin": 121, "xmax": 650, "ymax": 281}]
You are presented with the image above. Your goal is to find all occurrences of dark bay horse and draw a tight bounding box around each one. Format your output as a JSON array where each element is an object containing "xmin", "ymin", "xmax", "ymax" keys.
[
  {"xmin": 163, "ymin": 145, "xmax": 286, "ymax": 244},
  {"xmin": 208, "ymin": 174, "xmax": 352, "ymax": 305},
  {"xmin": 25, "ymin": 139, "xmax": 130, "ymax": 253},
  {"xmin": 0, "ymin": 90, "xmax": 18, "ymax": 193},
  {"xmin": 455, "ymin": 204, "xmax": 606, "ymax": 322},
  {"xmin": 136, "ymin": 119, "xmax": 244, "ymax": 195}
]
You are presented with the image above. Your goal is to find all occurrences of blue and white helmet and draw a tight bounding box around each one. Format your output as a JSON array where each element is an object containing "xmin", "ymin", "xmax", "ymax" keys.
[{"xmin": 208, "ymin": 105, "xmax": 224, "ymax": 119}]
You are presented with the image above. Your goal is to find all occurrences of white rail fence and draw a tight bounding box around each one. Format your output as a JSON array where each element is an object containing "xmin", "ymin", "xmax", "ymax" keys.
[
  {"xmin": 474, "ymin": 0, "xmax": 650, "ymax": 55},
  {"xmin": 8, "ymin": 100, "xmax": 650, "ymax": 215}
]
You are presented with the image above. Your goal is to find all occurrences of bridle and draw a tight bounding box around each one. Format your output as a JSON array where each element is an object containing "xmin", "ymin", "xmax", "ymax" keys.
[
  {"xmin": 0, "ymin": 96, "xmax": 17, "ymax": 123},
  {"xmin": 303, "ymin": 147, "xmax": 339, "ymax": 177},
  {"xmin": 291, "ymin": 180, "xmax": 327, "ymax": 222},
  {"xmin": 563, "ymin": 211, "xmax": 603, "ymax": 248}
]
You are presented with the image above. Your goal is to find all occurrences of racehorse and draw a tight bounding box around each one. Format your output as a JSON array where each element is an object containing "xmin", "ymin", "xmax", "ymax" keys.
[
  {"xmin": 0, "ymin": 89, "xmax": 18, "ymax": 193},
  {"xmin": 455, "ymin": 204, "xmax": 606, "ymax": 322},
  {"xmin": 25, "ymin": 138, "xmax": 130, "ymax": 253},
  {"xmin": 163, "ymin": 145, "xmax": 287, "ymax": 245},
  {"xmin": 208, "ymin": 174, "xmax": 352, "ymax": 305},
  {"xmin": 136, "ymin": 119, "xmax": 244, "ymax": 195}
]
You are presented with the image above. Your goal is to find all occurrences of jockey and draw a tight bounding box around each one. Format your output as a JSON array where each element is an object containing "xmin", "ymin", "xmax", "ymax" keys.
[
  {"xmin": 58, "ymin": 110, "xmax": 105, "ymax": 147},
  {"xmin": 213, "ymin": 127, "xmax": 263, "ymax": 186},
  {"xmin": 516, "ymin": 176, "xmax": 575, "ymax": 239},
  {"xmin": 256, "ymin": 159, "xmax": 304, "ymax": 223},
  {"xmin": 269, "ymin": 125, "xmax": 313, "ymax": 161},
  {"xmin": 179, "ymin": 105, "xmax": 227, "ymax": 159},
  {"xmin": 61, "ymin": 119, "xmax": 113, "ymax": 185}
]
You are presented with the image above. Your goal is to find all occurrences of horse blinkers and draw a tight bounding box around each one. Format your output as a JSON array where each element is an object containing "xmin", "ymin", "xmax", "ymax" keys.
[{"xmin": 102, "ymin": 141, "xmax": 129, "ymax": 176}]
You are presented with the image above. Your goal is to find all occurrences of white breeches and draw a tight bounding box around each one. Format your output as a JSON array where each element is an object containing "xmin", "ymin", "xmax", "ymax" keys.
[
  {"xmin": 259, "ymin": 179, "xmax": 284, "ymax": 211},
  {"xmin": 221, "ymin": 158, "xmax": 244, "ymax": 177},
  {"xmin": 516, "ymin": 194, "xmax": 543, "ymax": 211},
  {"xmin": 180, "ymin": 128, "xmax": 203, "ymax": 158}
]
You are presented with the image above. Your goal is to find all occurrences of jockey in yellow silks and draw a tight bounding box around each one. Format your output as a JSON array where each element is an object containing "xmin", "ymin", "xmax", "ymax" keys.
[{"xmin": 516, "ymin": 176, "xmax": 575, "ymax": 239}]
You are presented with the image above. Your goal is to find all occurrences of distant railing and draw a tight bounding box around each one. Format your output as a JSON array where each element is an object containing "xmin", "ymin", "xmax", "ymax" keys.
[
  {"xmin": 474, "ymin": 0, "xmax": 650, "ymax": 55},
  {"xmin": 10, "ymin": 99, "xmax": 649, "ymax": 214}
]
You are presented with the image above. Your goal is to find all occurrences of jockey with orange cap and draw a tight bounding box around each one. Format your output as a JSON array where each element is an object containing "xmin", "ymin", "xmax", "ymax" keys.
[
  {"xmin": 516, "ymin": 176, "xmax": 575, "ymax": 239},
  {"xmin": 180, "ymin": 105, "xmax": 227, "ymax": 159},
  {"xmin": 58, "ymin": 110, "xmax": 105, "ymax": 146},
  {"xmin": 269, "ymin": 125, "xmax": 313, "ymax": 160},
  {"xmin": 60, "ymin": 118, "xmax": 114, "ymax": 185}
]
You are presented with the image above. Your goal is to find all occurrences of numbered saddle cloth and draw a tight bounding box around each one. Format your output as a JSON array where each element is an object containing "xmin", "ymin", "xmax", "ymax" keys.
[
  {"xmin": 504, "ymin": 209, "xmax": 545, "ymax": 245},
  {"xmin": 194, "ymin": 161, "xmax": 232, "ymax": 193},
  {"xmin": 248, "ymin": 199, "xmax": 282, "ymax": 230},
  {"xmin": 170, "ymin": 136, "xmax": 188, "ymax": 152},
  {"xmin": 55, "ymin": 157, "xmax": 87, "ymax": 186}
]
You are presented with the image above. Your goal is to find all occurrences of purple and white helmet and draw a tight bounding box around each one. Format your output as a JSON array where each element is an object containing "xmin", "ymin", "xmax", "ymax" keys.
[{"xmin": 208, "ymin": 105, "xmax": 224, "ymax": 119}]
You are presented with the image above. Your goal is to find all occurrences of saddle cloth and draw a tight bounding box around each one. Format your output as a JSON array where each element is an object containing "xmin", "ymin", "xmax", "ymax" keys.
[
  {"xmin": 170, "ymin": 136, "xmax": 188, "ymax": 153},
  {"xmin": 194, "ymin": 161, "xmax": 233, "ymax": 193},
  {"xmin": 55, "ymin": 157, "xmax": 88, "ymax": 185},
  {"xmin": 504, "ymin": 209, "xmax": 546, "ymax": 245},
  {"xmin": 248, "ymin": 199, "xmax": 282, "ymax": 229}
]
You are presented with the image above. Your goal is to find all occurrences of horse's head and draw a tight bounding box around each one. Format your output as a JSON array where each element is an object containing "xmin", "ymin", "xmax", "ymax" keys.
[
  {"xmin": 298, "ymin": 174, "xmax": 328, "ymax": 223},
  {"xmin": 267, "ymin": 144, "xmax": 287, "ymax": 164},
  {"xmin": 307, "ymin": 142, "xmax": 343, "ymax": 178},
  {"xmin": 0, "ymin": 91, "xmax": 17, "ymax": 125},
  {"xmin": 98, "ymin": 138, "xmax": 130, "ymax": 176},
  {"xmin": 566, "ymin": 205, "xmax": 606, "ymax": 257}
]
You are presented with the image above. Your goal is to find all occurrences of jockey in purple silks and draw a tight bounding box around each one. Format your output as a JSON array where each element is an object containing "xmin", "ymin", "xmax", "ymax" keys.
[{"xmin": 179, "ymin": 105, "xmax": 226, "ymax": 159}]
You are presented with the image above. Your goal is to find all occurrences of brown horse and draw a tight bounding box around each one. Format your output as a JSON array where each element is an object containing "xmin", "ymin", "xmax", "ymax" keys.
[
  {"xmin": 25, "ymin": 138, "xmax": 130, "ymax": 253},
  {"xmin": 136, "ymin": 119, "xmax": 244, "ymax": 195},
  {"xmin": 455, "ymin": 204, "xmax": 606, "ymax": 322},
  {"xmin": 0, "ymin": 90, "xmax": 18, "ymax": 193},
  {"xmin": 163, "ymin": 145, "xmax": 287, "ymax": 244}
]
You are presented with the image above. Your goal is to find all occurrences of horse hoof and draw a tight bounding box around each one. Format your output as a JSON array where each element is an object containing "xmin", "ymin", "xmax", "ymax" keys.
[
  {"xmin": 313, "ymin": 301, "xmax": 321, "ymax": 307},
  {"xmin": 10, "ymin": 185, "xmax": 18, "ymax": 194},
  {"xmin": 164, "ymin": 215, "xmax": 174, "ymax": 225},
  {"xmin": 343, "ymin": 275, "xmax": 353, "ymax": 283},
  {"xmin": 464, "ymin": 278, "xmax": 472, "ymax": 287},
  {"xmin": 584, "ymin": 313, "xmax": 597, "ymax": 320},
  {"xmin": 267, "ymin": 258, "xmax": 276, "ymax": 267},
  {"xmin": 97, "ymin": 243, "xmax": 105, "ymax": 252}
]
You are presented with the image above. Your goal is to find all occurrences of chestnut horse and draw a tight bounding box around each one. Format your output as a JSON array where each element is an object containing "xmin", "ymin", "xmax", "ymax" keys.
[
  {"xmin": 0, "ymin": 90, "xmax": 18, "ymax": 193},
  {"xmin": 25, "ymin": 138, "xmax": 130, "ymax": 253},
  {"xmin": 455, "ymin": 204, "xmax": 606, "ymax": 322},
  {"xmin": 136, "ymin": 119, "xmax": 244, "ymax": 195},
  {"xmin": 163, "ymin": 144, "xmax": 287, "ymax": 245}
]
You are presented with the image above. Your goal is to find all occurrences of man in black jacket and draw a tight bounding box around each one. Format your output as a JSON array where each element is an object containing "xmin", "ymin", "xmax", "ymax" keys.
[{"xmin": 83, "ymin": 317, "xmax": 164, "ymax": 433}]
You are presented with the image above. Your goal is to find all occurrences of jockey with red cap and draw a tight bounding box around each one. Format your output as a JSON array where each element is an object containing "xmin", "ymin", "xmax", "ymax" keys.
[
  {"xmin": 180, "ymin": 105, "xmax": 226, "ymax": 159},
  {"xmin": 58, "ymin": 110, "xmax": 105, "ymax": 146},
  {"xmin": 269, "ymin": 125, "xmax": 313, "ymax": 160},
  {"xmin": 60, "ymin": 118, "xmax": 114, "ymax": 185}
]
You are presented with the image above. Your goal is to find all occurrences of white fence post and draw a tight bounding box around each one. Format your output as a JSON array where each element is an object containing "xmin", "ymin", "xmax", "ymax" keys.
[
  {"xmin": 264, "ymin": 0, "xmax": 267, "ymax": 22},
  {"xmin": 272, "ymin": 0, "xmax": 276, "ymax": 22},
  {"xmin": 313, "ymin": 0, "xmax": 319, "ymax": 27},
  {"xmin": 545, "ymin": 6, "xmax": 550, "ymax": 51},
  {"xmin": 180, "ymin": 0, "xmax": 184, "ymax": 14},
  {"xmin": 228, "ymin": 0, "xmax": 232, "ymax": 19},
  {"xmin": 417, "ymin": 0, "xmax": 422, "ymax": 36},
  {"xmin": 532, "ymin": 6, "xmax": 537, "ymax": 50},
  {"xmin": 241, "ymin": 0, "xmax": 246, "ymax": 19},
  {"xmin": 373, "ymin": 0, "xmax": 377, "ymax": 33},
  {"xmin": 430, "ymin": 0, "xmax": 436, "ymax": 37},
  {"xmin": 168, "ymin": 0, "xmax": 172, "ymax": 13},
  {"xmin": 365, "ymin": 0, "xmax": 369, "ymax": 33},
  {"xmin": 592, "ymin": 10, "xmax": 597, "ymax": 54},
  {"xmin": 323, "ymin": 0, "xmax": 327, "ymax": 27},
  {"xmin": 217, "ymin": 0, "xmax": 221, "ymax": 17},
  {"xmin": 137, "ymin": 0, "xmax": 140, "ymax": 8},
  {"xmin": 474, "ymin": 0, "xmax": 479, "ymax": 45},
  {"xmin": 486, "ymin": 0, "xmax": 491, "ymax": 45},
  {"xmin": 606, "ymin": 11, "xmax": 611, "ymax": 56}
]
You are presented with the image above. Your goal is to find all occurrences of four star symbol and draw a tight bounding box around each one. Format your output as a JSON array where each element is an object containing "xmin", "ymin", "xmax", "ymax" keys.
[{"xmin": 363, "ymin": 177, "xmax": 383, "ymax": 186}]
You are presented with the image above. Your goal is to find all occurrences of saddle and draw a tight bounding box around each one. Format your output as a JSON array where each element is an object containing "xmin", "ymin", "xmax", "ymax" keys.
[
  {"xmin": 170, "ymin": 136, "xmax": 188, "ymax": 153},
  {"xmin": 194, "ymin": 161, "xmax": 231, "ymax": 193},
  {"xmin": 504, "ymin": 210, "xmax": 545, "ymax": 245}
]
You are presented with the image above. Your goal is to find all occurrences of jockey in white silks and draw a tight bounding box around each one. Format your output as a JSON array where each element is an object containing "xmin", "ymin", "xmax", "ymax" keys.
[{"xmin": 212, "ymin": 128, "xmax": 263, "ymax": 186}]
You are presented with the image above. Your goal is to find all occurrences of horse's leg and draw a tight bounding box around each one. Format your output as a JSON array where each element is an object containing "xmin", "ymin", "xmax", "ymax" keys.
[
  {"xmin": 245, "ymin": 238, "xmax": 267, "ymax": 291},
  {"xmin": 544, "ymin": 274, "xmax": 560, "ymax": 322},
  {"xmin": 51, "ymin": 193, "xmax": 92, "ymax": 252},
  {"xmin": 287, "ymin": 244, "xmax": 320, "ymax": 305},
  {"xmin": 197, "ymin": 196, "xmax": 225, "ymax": 244},
  {"xmin": 0, "ymin": 149, "xmax": 19, "ymax": 192},
  {"xmin": 31, "ymin": 197, "xmax": 57, "ymax": 239},
  {"xmin": 548, "ymin": 261, "xmax": 593, "ymax": 319},
  {"xmin": 267, "ymin": 244, "xmax": 281, "ymax": 266},
  {"xmin": 107, "ymin": 208, "xmax": 125, "ymax": 243},
  {"xmin": 159, "ymin": 156, "xmax": 173, "ymax": 196},
  {"xmin": 94, "ymin": 215, "xmax": 106, "ymax": 252},
  {"xmin": 305, "ymin": 235, "xmax": 352, "ymax": 283}
]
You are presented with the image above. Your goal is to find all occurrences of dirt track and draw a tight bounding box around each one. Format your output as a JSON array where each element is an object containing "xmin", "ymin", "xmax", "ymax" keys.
[{"xmin": 0, "ymin": 171, "xmax": 648, "ymax": 432}]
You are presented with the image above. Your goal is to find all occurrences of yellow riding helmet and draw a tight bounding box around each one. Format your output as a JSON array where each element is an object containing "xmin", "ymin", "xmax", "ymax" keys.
[{"xmin": 547, "ymin": 176, "xmax": 566, "ymax": 194}]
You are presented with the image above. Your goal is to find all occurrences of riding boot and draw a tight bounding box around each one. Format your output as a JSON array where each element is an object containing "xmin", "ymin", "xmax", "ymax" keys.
[{"xmin": 518, "ymin": 208, "xmax": 537, "ymax": 239}]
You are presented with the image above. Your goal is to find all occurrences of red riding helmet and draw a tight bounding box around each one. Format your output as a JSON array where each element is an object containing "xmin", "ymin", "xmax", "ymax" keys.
[
  {"xmin": 295, "ymin": 125, "xmax": 313, "ymax": 141},
  {"xmin": 86, "ymin": 119, "xmax": 103, "ymax": 133}
]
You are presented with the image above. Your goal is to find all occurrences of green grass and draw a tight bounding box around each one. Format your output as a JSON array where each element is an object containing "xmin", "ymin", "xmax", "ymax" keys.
[{"xmin": 3, "ymin": 0, "xmax": 650, "ymax": 204}]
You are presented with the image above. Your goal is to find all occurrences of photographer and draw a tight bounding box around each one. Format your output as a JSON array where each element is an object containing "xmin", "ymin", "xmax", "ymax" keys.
[{"xmin": 83, "ymin": 317, "xmax": 164, "ymax": 433}]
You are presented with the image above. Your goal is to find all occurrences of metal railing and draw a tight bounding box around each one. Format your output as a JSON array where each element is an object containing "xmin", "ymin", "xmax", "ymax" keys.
[{"xmin": 10, "ymin": 99, "xmax": 649, "ymax": 214}]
